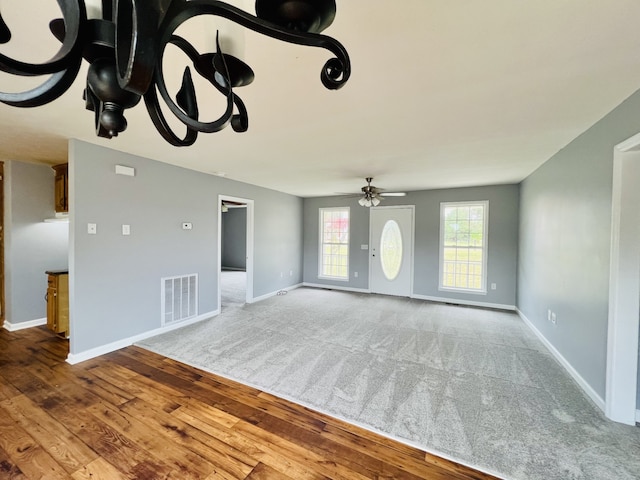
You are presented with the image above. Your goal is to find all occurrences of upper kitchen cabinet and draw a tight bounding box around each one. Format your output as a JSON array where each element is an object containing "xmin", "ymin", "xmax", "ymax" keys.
[{"xmin": 52, "ymin": 163, "xmax": 68, "ymax": 213}]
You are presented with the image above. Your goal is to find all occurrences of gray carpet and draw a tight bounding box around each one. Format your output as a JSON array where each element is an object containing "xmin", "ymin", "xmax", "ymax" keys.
[
  {"xmin": 220, "ymin": 270, "xmax": 246, "ymax": 308},
  {"xmin": 137, "ymin": 287, "xmax": 640, "ymax": 480}
]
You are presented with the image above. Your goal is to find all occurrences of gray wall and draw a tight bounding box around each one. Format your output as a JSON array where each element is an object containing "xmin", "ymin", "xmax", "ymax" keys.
[
  {"xmin": 69, "ymin": 140, "xmax": 303, "ymax": 356},
  {"xmin": 304, "ymin": 184, "xmax": 519, "ymax": 307},
  {"xmin": 518, "ymin": 88, "xmax": 640, "ymax": 403},
  {"xmin": 4, "ymin": 161, "xmax": 69, "ymax": 325},
  {"xmin": 221, "ymin": 207, "xmax": 247, "ymax": 270}
]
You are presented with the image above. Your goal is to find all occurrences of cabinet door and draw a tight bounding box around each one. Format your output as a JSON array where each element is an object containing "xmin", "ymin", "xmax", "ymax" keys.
[
  {"xmin": 57, "ymin": 275, "xmax": 69, "ymax": 336},
  {"xmin": 46, "ymin": 285, "xmax": 58, "ymax": 332},
  {"xmin": 53, "ymin": 164, "xmax": 68, "ymax": 213}
]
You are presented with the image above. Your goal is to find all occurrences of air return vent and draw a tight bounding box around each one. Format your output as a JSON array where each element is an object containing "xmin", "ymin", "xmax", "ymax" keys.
[{"xmin": 161, "ymin": 274, "xmax": 198, "ymax": 325}]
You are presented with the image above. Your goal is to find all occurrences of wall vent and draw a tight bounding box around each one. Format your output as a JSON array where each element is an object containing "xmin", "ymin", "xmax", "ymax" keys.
[{"xmin": 161, "ymin": 274, "xmax": 198, "ymax": 325}]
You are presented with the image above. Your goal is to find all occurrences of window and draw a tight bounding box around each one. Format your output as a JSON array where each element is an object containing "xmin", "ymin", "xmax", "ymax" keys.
[
  {"xmin": 440, "ymin": 201, "xmax": 488, "ymax": 293},
  {"xmin": 380, "ymin": 220, "xmax": 403, "ymax": 281},
  {"xmin": 319, "ymin": 207, "xmax": 349, "ymax": 280}
]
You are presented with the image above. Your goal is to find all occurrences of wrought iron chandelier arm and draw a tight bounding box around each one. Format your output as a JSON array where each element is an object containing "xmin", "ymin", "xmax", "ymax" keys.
[
  {"xmin": 230, "ymin": 93, "xmax": 248, "ymax": 133},
  {"xmin": 0, "ymin": 55, "xmax": 82, "ymax": 107},
  {"xmin": 117, "ymin": 0, "xmax": 350, "ymax": 97},
  {"xmin": 0, "ymin": 0, "xmax": 350, "ymax": 145},
  {"xmin": 179, "ymin": 0, "xmax": 351, "ymax": 89},
  {"xmin": 0, "ymin": 0, "xmax": 85, "ymax": 76},
  {"xmin": 150, "ymin": 25, "xmax": 236, "ymax": 134},
  {"xmin": 143, "ymin": 83, "xmax": 198, "ymax": 147},
  {"xmin": 168, "ymin": 34, "xmax": 250, "ymax": 134}
]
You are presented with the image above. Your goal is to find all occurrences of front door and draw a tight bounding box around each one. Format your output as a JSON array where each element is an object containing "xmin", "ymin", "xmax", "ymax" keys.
[{"xmin": 369, "ymin": 206, "xmax": 414, "ymax": 296}]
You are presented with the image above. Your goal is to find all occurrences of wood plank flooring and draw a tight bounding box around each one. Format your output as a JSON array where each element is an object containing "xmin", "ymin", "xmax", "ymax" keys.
[{"xmin": 0, "ymin": 326, "xmax": 499, "ymax": 479}]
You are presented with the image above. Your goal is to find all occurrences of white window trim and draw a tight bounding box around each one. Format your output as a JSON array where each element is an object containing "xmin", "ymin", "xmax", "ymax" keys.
[
  {"xmin": 438, "ymin": 200, "xmax": 489, "ymax": 295},
  {"xmin": 318, "ymin": 207, "xmax": 350, "ymax": 281}
]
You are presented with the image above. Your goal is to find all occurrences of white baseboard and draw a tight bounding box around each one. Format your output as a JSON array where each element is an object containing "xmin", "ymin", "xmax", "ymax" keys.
[
  {"xmin": 3, "ymin": 317, "xmax": 47, "ymax": 331},
  {"xmin": 412, "ymin": 294, "xmax": 516, "ymax": 311},
  {"xmin": 66, "ymin": 310, "xmax": 218, "ymax": 365},
  {"xmin": 517, "ymin": 308, "xmax": 606, "ymax": 412},
  {"xmin": 636, "ymin": 410, "xmax": 640, "ymax": 424},
  {"xmin": 301, "ymin": 286, "xmax": 515, "ymax": 310},
  {"xmin": 249, "ymin": 283, "xmax": 303, "ymax": 304},
  {"xmin": 303, "ymin": 282, "xmax": 371, "ymax": 294}
]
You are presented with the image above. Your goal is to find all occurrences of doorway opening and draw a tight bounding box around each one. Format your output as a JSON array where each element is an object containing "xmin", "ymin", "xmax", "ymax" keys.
[
  {"xmin": 606, "ymin": 132, "xmax": 640, "ymax": 425},
  {"xmin": 218, "ymin": 195, "xmax": 254, "ymax": 311}
]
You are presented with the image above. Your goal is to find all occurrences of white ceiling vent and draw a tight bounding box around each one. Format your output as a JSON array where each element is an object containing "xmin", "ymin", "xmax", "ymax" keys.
[{"xmin": 162, "ymin": 274, "xmax": 198, "ymax": 326}]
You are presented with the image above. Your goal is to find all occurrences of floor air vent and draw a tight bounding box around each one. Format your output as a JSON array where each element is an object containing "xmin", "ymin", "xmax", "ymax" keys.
[{"xmin": 162, "ymin": 274, "xmax": 198, "ymax": 325}]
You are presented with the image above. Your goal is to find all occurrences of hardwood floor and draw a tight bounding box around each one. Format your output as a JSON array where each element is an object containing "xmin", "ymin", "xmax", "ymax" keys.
[{"xmin": 0, "ymin": 326, "xmax": 499, "ymax": 479}]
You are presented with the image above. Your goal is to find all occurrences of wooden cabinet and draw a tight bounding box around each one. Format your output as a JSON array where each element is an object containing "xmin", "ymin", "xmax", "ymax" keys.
[
  {"xmin": 46, "ymin": 271, "xmax": 69, "ymax": 338},
  {"xmin": 52, "ymin": 163, "xmax": 68, "ymax": 213}
]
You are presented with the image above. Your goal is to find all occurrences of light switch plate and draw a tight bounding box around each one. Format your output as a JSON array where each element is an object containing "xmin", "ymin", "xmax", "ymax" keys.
[{"xmin": 122, "ymin": 224, "xmax": 130, "ymax": 235}]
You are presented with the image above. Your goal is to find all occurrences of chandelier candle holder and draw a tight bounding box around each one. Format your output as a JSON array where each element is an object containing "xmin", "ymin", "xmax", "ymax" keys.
[{"xmin": 0, "ymin": 0, "xmax": 350, "ymax": 146}]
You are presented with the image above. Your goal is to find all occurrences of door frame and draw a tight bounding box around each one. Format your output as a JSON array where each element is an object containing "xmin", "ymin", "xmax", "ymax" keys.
[
  {"xmin": 218, "ymin": 194, "xmax": 254, "ymax": 308},
  {"xmin": 0, "ymin": 162, "xmax": 4, "ymax": 326},
  {"xmin": 368, "ymin": 205, "xmax": 415, "ymax": 297},
  {"xmin": 606, "ymin": 132, "xmax": 640, "ymax": 425}
]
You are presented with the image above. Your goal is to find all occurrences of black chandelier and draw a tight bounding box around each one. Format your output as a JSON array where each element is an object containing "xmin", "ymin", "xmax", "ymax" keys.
[{"xmin": 0, "ymin": 0, "xmax": 350, "ymax": 146}]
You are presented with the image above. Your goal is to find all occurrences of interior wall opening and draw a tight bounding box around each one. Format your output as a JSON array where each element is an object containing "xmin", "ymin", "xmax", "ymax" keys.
[{"xmin": 218, "ymin": 195, "xmax": 254, "ymax": 312}]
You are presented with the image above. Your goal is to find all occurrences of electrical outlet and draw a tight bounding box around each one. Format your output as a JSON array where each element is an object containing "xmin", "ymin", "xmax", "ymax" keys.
[
  {"xmin": 491, "ymin": 283, "xmax": 497, "ymax": 290},
  {"xmin": 551, "ymin": 312, "xmax": 557, "ymax": 325},
  {"xmin": 122, "ymin": 224, "xmax": 130, "ymax": 236},
  {"xmin": 354, "ymin": 271, "xmax": 358, "ymax": 278},
  {"xmin": 289, "ymin": 270, "xmax": 293, "ymax": 276},
  {"xmin": 87, "ymin": 223, "xmax": 97, "ymax": 234},
  {"xmin": 182, "ymin": 222, "xmax": 193, "ymax": 230}
]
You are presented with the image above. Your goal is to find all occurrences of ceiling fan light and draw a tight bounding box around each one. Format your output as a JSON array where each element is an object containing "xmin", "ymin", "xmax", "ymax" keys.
[
  {"xmin": 358, "ymin": 197, "xmax": 366, "ymax": 206},
  {"xmin": 372, "ymin": 197, "xmax": 381, "ymax": 206}
]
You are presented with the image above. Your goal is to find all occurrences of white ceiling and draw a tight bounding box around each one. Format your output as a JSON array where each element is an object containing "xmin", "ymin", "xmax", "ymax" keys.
[{"xmin": 2, "ymin": 1, "xmax": 640, "ymax": 197}]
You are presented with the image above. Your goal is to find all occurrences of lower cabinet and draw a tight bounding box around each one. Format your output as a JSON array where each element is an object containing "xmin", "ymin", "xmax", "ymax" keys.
[{"xmin": 46, "ymin": 271, "xmax": 69, "ymax": 338}]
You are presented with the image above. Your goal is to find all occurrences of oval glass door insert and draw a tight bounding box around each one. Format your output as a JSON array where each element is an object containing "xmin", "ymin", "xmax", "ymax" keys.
[{"xmin": 380, "ymin": 220, "xmax": 403, "ymax": 281}]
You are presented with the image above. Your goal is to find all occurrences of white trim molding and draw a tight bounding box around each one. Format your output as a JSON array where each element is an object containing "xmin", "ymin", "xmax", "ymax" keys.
[
  {"xmin": 303, "ymin": 282, "xmax": 370, "ymax": 294},
  {"xmin": 605, "ymin": 135, "xmax": 640, "ymax": 425},
  {"xmin": 3, "ymin": 318, "xmax": 47, "ymax": 331},
  {"xmin": 66, "ymin": 310, "xmax": 218, "ymax": 365},
  {"xmin": 249, "ymin": 283, "xmax": 303, "ymax": 304},
  {"xmin": 517, "ymin": 309, "xmax": 606, "ymax": 412},
  {"xmin": 412, "ymin": 294, "xmax": 515, "ymax": 311},
  {"xmin": 636, "ymin": 410, "xmax": 640, "ymax": 424}
]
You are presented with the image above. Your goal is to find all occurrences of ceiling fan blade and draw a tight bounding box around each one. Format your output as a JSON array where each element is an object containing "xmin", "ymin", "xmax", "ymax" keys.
[{"xmin": 379, "ymin": 192, "xmax": 406, "ymax": 197}]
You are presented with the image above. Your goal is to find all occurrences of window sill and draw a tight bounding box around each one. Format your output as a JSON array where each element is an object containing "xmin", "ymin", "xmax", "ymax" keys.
[
  {"xmin": 318, "ymin": 276, "xmax": 350, "ymax": 282},
  {"xmin": 438, "ymin": 287, "xmax": 487, "ymax": 296}
]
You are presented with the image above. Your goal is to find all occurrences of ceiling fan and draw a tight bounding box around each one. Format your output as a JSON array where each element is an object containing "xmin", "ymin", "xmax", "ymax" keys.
[{"xmin": 357, "ymin": 177, "xmax": 406, "ymax": 207}]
